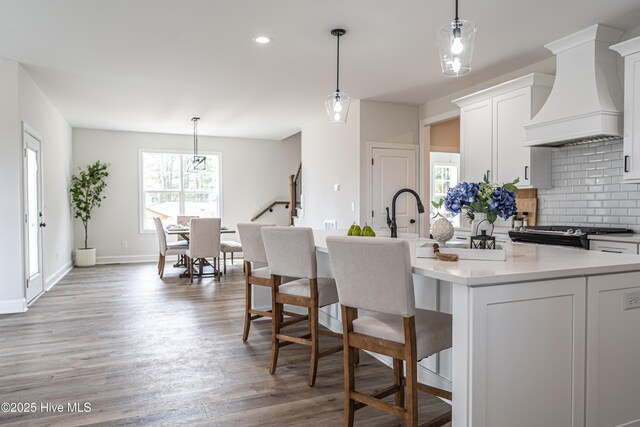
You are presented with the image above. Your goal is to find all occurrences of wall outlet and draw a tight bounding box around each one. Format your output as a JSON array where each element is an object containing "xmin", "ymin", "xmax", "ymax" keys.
[
  {"xmin": 324, "ymin": 220, "xmax": 338, "ymax": 230},
  {"xmin": 623, "ymin": 290, "xmax": 640, "ymax": 310},
  {"xmin": 121, "ymin": 241, "xmax": 128, "ymax": 249}
]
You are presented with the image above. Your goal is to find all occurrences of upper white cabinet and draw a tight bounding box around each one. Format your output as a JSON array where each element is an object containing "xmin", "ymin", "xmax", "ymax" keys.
[
  {"xmin": 611, "ymin": 36, "xmax": 640, "ymax": 182},
  {"xmin": 453, "ymin": 74, "xmax": 554, "ymax": 187}
]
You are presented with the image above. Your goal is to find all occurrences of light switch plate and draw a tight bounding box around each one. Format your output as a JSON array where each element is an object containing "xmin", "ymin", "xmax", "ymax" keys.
[{"xmin": 623, "ymin": 290, "xmax": 640, "ymax": 310}]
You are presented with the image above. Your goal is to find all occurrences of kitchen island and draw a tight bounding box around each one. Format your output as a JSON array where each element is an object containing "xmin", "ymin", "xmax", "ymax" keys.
[{"xmin": 312, "ymin": 231, "xmax": 640, "ymax": 427}]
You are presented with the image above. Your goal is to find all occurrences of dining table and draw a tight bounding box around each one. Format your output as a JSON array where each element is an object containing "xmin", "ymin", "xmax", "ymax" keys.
[{"xmin": 164, "ymin": 225, "xmax": 236, "ymax": 278}]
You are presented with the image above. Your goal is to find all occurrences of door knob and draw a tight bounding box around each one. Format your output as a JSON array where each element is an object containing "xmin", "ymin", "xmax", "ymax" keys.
[
  {"xmin": 39, "ymin": 222, "xmax": 46, "ymax": 228},
  {"xmin": 410, "ymin": 219, "xmax": 416, "ymax": 224}
]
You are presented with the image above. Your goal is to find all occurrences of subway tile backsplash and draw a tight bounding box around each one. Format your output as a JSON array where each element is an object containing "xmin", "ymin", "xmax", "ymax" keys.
[{"xmin": 537, "ymin": 139, "xmax": 640, "ymax": 232}]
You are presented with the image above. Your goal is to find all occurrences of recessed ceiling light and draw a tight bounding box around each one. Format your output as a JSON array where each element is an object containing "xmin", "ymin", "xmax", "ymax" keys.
[{"xmin": 254, "ymin": 36, "xmax": 272, "ymax": 44}]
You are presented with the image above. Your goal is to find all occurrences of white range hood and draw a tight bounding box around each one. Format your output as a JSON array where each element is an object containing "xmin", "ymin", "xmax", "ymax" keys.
[{"xmin": 525, "ymin": 24, "xmax": 624, "ymax": 146}]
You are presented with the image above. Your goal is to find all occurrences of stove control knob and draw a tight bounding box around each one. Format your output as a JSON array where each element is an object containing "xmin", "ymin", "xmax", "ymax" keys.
[
  {"xmin": 575, "ymin": 229, "xmax": 582, "ymax": 235},
  {"xmin": 567, "ymin": 228, "xmax": 574, "ymax": 234}
]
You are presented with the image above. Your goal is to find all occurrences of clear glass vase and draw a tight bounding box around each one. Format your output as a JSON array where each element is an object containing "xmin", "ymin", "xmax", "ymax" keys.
[{"xmin": 471, "ymin": 213, "xmax": 494, "ymax": 236}]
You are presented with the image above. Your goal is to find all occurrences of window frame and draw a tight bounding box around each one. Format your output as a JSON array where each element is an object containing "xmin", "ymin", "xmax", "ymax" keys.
[
  {"xmin": 138, "ymin": 148, "xmax": 223, "ymax": 234},
  {"xmin": 430, "ymin": 152, "xmax": 460, "ymax": 227}
]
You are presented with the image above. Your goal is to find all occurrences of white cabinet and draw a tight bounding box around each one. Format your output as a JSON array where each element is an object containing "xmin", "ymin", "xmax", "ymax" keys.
[
  {"xmin": 465, "ymin": 277, "xmax": 587, "ymax": 426},
  {"xmin": 459, "ymin": 99, "xmax": 492, "ymax": 182},
  {"xmin": 586, "ymin": 273, "xmax": 640, "ymax": 427},
  {"xmin": 611, "ymin": 37, "xmax": 640, "ymax": 182},
  {"xmin": 454, "ymin": 73, "xmax": 554, "ymax": 187},
  {"xmin": 589, "ymin": 239, "xmax": 639, "ymax": 254}
]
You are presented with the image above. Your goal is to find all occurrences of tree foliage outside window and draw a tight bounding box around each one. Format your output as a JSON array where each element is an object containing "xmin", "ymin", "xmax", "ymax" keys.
[{"xmin": 141, "ymin": 152, "xmax": 220, "ymax": 231}]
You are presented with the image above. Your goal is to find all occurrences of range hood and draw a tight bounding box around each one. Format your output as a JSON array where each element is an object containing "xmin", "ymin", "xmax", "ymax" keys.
[{"xmin": 525, "ymin": 24, "xmax": 624, "ymax": 146}]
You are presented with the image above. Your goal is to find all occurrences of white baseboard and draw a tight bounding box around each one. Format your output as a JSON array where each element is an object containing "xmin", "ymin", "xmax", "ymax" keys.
[
  {"xmin": 45, "ymin": 262, "xmax": 73, "ymax": 291},
  {"xmin": 96, "ymin": 254, "xmax": 158, "ymax": 264},
  {"xmin": 0, "ymin": 298, "xmax": 27, "ymax": 314}
]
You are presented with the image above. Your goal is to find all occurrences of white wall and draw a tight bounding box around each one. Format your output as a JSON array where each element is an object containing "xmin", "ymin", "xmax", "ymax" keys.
[
  {"xmin": 298, "ymin": 101, "xmax": 361, "ymax": 230},
  {"xmin": 72, "ymin": 128, "xmax": 300, "ymax": 263},
  {"xmin": 419, "ymin": 57, "xmax": 556, "ymax": 120},
  {"xmin": 19, "ymin": 66, "xmax": 74, "ymax": 289},
  {"xmin": 359, "ymin": 100, "xmax": 419, "ymax": 223},
  {"xmin": 0, "ymin": 58, "xmax": 24, "ymax": 313},
  {"xmin": 0, "ymin": 59, "xmax": 72, "ymax": 314}
]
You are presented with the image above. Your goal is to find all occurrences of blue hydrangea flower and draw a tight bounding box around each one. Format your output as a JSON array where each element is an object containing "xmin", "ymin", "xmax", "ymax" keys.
[
  {"xmin": 443, "ymin": 181, "xmax": 518, "ymax": 222},
  {"xmin": 444, "ymin": 182, "xmax": 479, "ymax": 214},
  {"xmin": 489, "ymin": 187, "xmax": 517, "ymax": 219}
]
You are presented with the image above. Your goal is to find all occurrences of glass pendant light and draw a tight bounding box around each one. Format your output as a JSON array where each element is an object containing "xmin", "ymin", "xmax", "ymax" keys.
[
  {"xmin": 325, "ymin": 28, "xmax": 350, "ymax": 123},
  {"xmin": 187, "ymin": 117, "xmax": 206, "ymax": 172},
  {"xmin": 437, "ymin": 0, "xmax": 477, "ymax": 77}
]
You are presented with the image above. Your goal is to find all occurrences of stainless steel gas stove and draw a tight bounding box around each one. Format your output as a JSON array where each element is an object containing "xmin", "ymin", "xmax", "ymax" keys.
[{"xmin": 508, "ymin": 226, "xmax": 631, "ymax": 249}]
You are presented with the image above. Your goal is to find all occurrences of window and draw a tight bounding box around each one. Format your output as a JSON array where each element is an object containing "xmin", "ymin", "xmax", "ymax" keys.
[
  {"xmin": 140, "ymin": 151, "xmax": 221, "ymax": 232},
  {"xmin": 430, "ymin": 152, "xmax": 460, "ymax": 227}
]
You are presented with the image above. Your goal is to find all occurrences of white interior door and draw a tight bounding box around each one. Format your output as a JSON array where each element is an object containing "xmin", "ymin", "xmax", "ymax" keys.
[
  {"xmin": 371, "ymin": 147, "xmax": 418, "ymax": 235},
  {"xmin": 24, "ymin": 127, "xmax": 45, "ymax": 303}
]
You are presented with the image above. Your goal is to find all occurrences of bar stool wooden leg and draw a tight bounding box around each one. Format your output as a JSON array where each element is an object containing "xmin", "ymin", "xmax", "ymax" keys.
[
  {"xmin": 393, "ymin": 358, "xmax": 405, "ymax": 408},
  {"xmin": 308, "ymin": 278, "xmax": 320, "ymax": 387},
  {"xmin": 269, "ymin": 276, "xmax": 282, "ymax": 374},
  {"xmin": 342, "ymin": 305, "xmax": 356, "ymax": 427},
  {"xmin": 188, "ymin": 256, "xmax": 193, "ymax": 284},
  {"xmin": 404, "ymin": 317, "xmax": 419, "ymax": 427},
  {"xmin": 242, "ymin": 263, "xmax": 252, "ymax": 342},
  {"xmin": 223, "ymin": 253, "xmax": 227, "ymax": 274}
]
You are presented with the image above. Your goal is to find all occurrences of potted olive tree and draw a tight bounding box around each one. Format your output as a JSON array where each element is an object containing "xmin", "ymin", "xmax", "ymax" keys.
[{"xmin": 70, "ymin": 161, "xmax": 109, "ymax": 267}]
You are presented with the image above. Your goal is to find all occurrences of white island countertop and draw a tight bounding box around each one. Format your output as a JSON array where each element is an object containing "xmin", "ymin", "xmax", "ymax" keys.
[{"xmin": 314, "ymin": 230, "xmax": 640, "ymax": 286}]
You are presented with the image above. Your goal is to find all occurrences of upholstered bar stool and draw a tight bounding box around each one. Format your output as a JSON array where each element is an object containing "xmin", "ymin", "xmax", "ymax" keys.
[
  {"xmin": 326, "ymin": 236, "xmax": 453, "ymax": 427},
  {"xmin": 185, "ymin": 218, "xmax": 221, "ymax": 283},
  {"xmin": 220, "ymin": 240, "xmax": 242, "ymax": 274},
  {"xmin": 261, "ymin": 226, "xmax": 343, "ymax": 387},
  {"xmin": 237, "ymin": 223, "xmax": 304, "ymax": 342},
  {"xmin": 153, "ymin": 217, "xmax": 188, "ymax": 278}
]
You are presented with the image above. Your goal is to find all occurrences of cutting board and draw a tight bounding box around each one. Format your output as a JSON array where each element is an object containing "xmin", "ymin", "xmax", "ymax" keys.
[{"xmin": 515, "ymin": 189, "xmax": 538, "ymax": 226}]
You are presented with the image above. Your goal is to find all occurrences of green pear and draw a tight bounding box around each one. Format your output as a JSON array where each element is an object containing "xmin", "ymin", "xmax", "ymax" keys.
[
  {"xmin": 351, "ymin": 224, "xmax": 362, "ymax": 237},
  {"xmin": 362, "ymin": 224, "xmax": 376, "ymax": 237},
  {"xmin": 347, "ymin": 222, "xmax": 357, "ymax": 236}
]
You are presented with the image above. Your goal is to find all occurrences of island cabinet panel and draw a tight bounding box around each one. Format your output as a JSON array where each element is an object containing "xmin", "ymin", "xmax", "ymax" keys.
[
  {"xmin": 460, "ymin": 278, "xmax": 586, "ymax": 427},
  {"xmin": 586, "ymin": 273, "xmax": 640, "ymax": 427}
]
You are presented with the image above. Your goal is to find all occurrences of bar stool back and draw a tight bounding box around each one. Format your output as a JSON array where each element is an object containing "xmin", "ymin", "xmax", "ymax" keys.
[
  {"xmin": 261, "ymin": 227, "xmax": 343, "ymax": 386},
  {"xmin": 238, "ymin": 222, "xmax": 277, "ymax": 341},
  {"xmin": 326, "ymin": 235, "xmax": 453, "ymax": 427}
]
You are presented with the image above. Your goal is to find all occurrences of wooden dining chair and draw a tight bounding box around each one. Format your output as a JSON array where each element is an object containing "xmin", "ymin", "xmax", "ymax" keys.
[
  {"xmin": 153, "ymin": 217, "xmax": 188, "ymax": 278},
  {"xmin": 185, "ymin": 218, "xmax": 221, "ymax": 283},
  {"xmin": 326, "ymin": 236, "xmax": 453, "ymax": 427},
  {"xmin": 261, "ymin": 226, "xmax": 343, "ymax": 387}
]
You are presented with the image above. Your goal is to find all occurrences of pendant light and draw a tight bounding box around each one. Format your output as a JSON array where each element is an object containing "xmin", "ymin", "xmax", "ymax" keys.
[
  {"xmin": 325, "ymin": 28, "xmax": 350, "ymax": 123},
  {"xmin": 187, "ymin": 117, "xmax": 206, "ymax": 172},
  {"xmin": 437, "ymin": 0, "xmax": 477, "ymax": 77}
]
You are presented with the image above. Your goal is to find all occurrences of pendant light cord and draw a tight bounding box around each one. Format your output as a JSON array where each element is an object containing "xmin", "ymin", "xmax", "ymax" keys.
[
  {"xmin": 192, "ymin": 117, "xmax": 199, "ymax": 157},
  {"xmin": 455, "ymin": 0, "xmax": 459, "ymax": 20},
  {"xmin": 336, "ymin": 33, "xmax": 340, "ymax": 93}
]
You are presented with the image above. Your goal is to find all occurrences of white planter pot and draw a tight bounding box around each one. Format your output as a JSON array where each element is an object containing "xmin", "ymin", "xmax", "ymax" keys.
[{"xmin": 75, "ymin": 248, "xmax": 96, "ymax": 267}]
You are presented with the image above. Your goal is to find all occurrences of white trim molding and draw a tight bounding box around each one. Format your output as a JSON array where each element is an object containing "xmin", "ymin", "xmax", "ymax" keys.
[
  {"xmin": 97, "ymin": 254, "xmax": 158, "ymax": 265},
  {"xmin": 45, "ymin": 262, "xmax": 73, "ymax": 291},
  {"xmin": 0, "ymin": 298, "xmax": 28, "ymax": 314}
]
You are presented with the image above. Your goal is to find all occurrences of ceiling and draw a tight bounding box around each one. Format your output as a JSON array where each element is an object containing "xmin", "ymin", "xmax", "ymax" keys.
[{"xmin": 1, "ymin": 0, "xmax": 640, "ymax": 140}]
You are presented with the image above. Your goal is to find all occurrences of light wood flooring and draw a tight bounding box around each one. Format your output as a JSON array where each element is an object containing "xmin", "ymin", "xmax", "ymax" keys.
[{"xmin": 0, "ymin": 261, "xmax": 451, "ymax": 426}]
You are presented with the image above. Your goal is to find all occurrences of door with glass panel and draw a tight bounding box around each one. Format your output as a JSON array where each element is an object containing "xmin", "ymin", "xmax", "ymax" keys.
[{"xmin": 24, "ymin": 126, "xmax": 45, "ymax": 303}]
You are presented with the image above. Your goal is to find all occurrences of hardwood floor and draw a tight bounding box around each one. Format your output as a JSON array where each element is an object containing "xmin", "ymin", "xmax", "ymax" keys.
[{"xmin": 0, "ymin": 262, "xmax": 451, "ymax": 426}]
